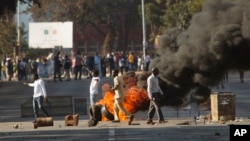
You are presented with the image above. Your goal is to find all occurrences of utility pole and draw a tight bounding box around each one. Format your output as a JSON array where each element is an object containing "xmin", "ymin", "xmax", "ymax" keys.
[
  {"xmin": 16, "ymin": 0, "xmax": 21, "ymax": 60},
  {"xmin": 141, "ymin": 0, "xmax": 147, "ymax": 71}
]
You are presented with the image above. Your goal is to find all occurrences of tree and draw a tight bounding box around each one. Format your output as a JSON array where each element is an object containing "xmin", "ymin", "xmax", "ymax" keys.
[
  {"xmin": 139, "ymin": 0, "xmax": 166, "ymax": 42},
  {"xmin": 142, "ymin": 0, "xmax": 203, "ymax": 42},
  {"xmin": 0, "ymin": 22, "xmax": 16, "ymax": 57},
  {"xmin": 0, "ymin": 0, "xmax": 40, "ymax": 15},
  {"xmin": 0, "ymin": 0, "xmax": 40, "ymax": 58},
  {"xmin": 103, "ymin": 33, "xmax": 114, "ymax": 55},
  {"xmin": 163, "ymin": 0, "xmax": 203, "ymax": 29},
  {"xmin": 0, "ymin": 21, "xmax": 29, "ymax": 58}
]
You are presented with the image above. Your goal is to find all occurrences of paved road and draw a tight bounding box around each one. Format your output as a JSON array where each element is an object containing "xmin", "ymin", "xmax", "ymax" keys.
[{"xmin": 0, "ymin": 72, "xmax": 250, "ymax": 141}]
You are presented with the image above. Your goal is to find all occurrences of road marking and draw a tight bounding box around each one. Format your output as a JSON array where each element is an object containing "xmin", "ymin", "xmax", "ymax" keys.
[{"xmin": 108, "ymin": 127, "xmax": 115, "ymax": 140}]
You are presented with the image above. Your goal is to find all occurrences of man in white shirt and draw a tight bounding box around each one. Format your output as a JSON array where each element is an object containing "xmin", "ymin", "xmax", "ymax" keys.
[
  {"xmin": 25, "ymin": 74, "xmax": 49, "ymax": 122},
  {"xmin": 147, "ymin": 67, "xmax": 166, "ymax": 124},
  {"xmin": 89, "ymin": 70, "xmax": 100, "ymax": 106}
]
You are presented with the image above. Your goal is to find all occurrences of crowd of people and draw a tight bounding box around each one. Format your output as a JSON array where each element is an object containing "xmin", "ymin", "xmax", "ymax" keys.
[
  {"xmin": 0, "ymin": 56, "xmax": 51, "ymax": 82},
  {"xmin": 0, "ymin": 51, "xmax": 153, "ymax": 82}
]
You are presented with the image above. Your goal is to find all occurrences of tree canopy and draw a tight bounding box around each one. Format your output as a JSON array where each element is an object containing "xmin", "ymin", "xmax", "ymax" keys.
[
  {"xmin": 0, "ymin": 0, "xmax": 40, "ymax": 58},
  {"xmin": 143, "ymin": 0, "xmax": 203, "ymax": 42},
  {"xmin": 0, "ymin": 0, "xmax": 40, "ymax": 15},
  {"xmin": 0, "ymin": 23, "xmax": 16, "ymax": 56}
]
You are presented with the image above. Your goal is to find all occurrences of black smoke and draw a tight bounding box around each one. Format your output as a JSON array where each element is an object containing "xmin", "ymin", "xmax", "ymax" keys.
[{"xmin": 145, "ymin": 0, "xmax": 250, "ymax": 106}]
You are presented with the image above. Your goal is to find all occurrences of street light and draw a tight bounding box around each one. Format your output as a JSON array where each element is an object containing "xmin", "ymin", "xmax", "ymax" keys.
[
  {"xmin": 16, "ymin": 0, "xmax": 21, "ymax": 59},
  {"xmin": 141, "ymin": 0, "xmax": 146, "ymax": 71}
]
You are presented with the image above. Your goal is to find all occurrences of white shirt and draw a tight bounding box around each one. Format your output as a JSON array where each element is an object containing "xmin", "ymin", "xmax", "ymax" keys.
[
  {"xmin": 137, "ymin": 57, "xmax": 142, "ymax": 66},
  {"xmin": 90, "ymin": 76, "xmax": 100, "ymax": 95},
  {"xmin": 28, "ymin": 79, "xmax": 47, "ymax": 98},
  {"xmin": 147, "ymin": 74, "xmax": 163, "ymax": 99}
]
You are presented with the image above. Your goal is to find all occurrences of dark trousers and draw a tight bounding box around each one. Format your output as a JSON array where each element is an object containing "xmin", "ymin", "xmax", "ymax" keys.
[
  {"xmin": 54, "ymin": 67, "xmax": 61, "ymax": 81},
  {"xmin": 147, "ymin": 92, "xmax": 164, "ymax": 122},
  {"xmin": 33, "ymin": 96, "xmax": 49, "ymax": 118},
  {"xmin": 74, "ymin": 65, "xmax": 82, "ymax": 80}
]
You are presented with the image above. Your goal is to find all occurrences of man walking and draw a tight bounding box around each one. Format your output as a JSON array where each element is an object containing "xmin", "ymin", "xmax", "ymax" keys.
[
  {"xmin": 25, "ymin": 74, "xmax": 50, "ymax": 122},
  {"xmin": 146, "ymin": 67, "xmax": 166, "ymax": 124},
  {"xmin": 111, "ymin": 70, "xmax": 134, "ymax": 125}
]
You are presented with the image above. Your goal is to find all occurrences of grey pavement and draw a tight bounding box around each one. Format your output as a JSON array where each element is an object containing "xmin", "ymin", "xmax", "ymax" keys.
[{"xmin": 0, "ymin": 72, "xmax": 250, "ymax": 141}]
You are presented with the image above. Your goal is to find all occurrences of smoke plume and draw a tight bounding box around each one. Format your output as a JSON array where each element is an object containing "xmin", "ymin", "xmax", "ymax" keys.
[{"xmin": 149, "ymin": 0, "xmax": 250, "ymax": 105}]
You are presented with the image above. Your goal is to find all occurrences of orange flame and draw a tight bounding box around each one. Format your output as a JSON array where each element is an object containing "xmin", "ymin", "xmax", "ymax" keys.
[{"xmin": 97, "ymin": 82, "xmax": 149, "ymax": 121}]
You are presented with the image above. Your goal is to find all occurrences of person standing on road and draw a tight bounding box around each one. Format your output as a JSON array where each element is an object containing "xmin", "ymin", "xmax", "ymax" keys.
[
  {"xmin": 24, "ymin": 73, "xmax": 50, "ymax": 122},
  {"xmin": 89, "ymin": 70, "xmax": 100, "ymax": 106},
  {"xmin": 146, "ymin": 67, "xmax": 166, "ymax": 124},
  {"xmin": 6, "ymin": 58, "xmax": 13, "ymax": 81},
  {"xmin": 111, "ymin": 69, "xmax": 134, "ymax": 125},
  {"xmin": 94, "ymin": 52, "xmax": 102, "ymax": 77},
  {"xmin": 53, "ymin": 51, "xmax": 62, "ymax": 82},
  {"xmin": 64, "ymin": 55, "xmax": 72, "ymax": 81},
  {"xmin": 74, "ymin": 51, "xmax": 83, "ymax": 80}
]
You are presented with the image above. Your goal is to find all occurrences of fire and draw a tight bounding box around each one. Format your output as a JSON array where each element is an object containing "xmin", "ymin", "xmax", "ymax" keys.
[
  {"xmin": 122, "ymin": 86, "xmax": 149, "ymax": 119},
  {"xmin": 96, "ymin": 90, "xmax": 115, "ymax": 121},
  {"xmin": 96, "ymin": 72, "xmax": 150, "ymax": 121}
]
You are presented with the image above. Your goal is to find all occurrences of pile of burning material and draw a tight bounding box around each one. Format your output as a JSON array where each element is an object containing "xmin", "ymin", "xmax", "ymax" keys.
[
  {"xmin": 88, "ymin": 71, "xmax": 149, "ymax": 127},
  {"xmin": 88, "ymin": 71, "xmax": 185, "ymax": 127}
]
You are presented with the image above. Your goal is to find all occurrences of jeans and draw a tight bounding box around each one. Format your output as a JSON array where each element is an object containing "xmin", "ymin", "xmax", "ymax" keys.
[
  {"xmin": 33, "ymin": 96, "xmax": 49, "ymax": 118},
  {"xmin": 90, "ymin": 93, "xmax": 98, "ymax": 106}
]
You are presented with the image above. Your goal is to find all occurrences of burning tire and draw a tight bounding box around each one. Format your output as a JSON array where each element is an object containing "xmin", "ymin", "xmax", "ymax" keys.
[
  {"xmin": 101, "ymin": 104, "xmax": 114, "ymax": 121},
  {"xmin": 88, "ymin": 104, "xmax": 102, "ymax": 127}
]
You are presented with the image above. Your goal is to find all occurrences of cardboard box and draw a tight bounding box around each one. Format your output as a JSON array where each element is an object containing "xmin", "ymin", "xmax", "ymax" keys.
[{"xmin": 65, "ymin": 114, "xmax": 79, "ymax": 126}]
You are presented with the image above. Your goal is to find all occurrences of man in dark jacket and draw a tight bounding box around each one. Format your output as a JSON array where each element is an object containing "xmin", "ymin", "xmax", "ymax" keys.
[{"xmin": 53, "ymin": 51, "xmax": 62, "ymax": 82}]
